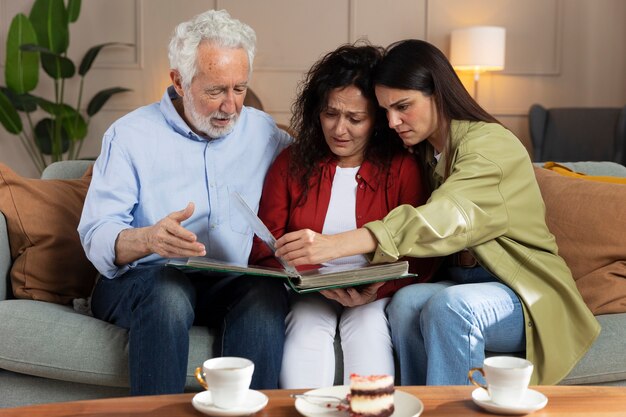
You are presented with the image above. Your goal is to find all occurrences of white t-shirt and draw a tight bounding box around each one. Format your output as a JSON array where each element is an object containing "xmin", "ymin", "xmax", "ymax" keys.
[{"xmin": 322, "ymin": 166, "xmax": 369, "ymax": 267}]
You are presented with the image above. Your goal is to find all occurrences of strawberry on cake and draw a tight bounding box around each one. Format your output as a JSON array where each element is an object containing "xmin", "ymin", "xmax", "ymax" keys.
[{"xmin": 348, "ymin": 374, "xmax": 395, "ymax": 417}]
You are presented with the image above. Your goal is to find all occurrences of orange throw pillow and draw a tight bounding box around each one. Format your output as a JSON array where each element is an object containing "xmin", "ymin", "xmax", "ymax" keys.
[
  {"xmin": 534, "ymin": 167, "xmax": 626, "ymax": 315},
  {"xmin": 0, "ymin": 164, "xmax": 98, "ymax": 305}
]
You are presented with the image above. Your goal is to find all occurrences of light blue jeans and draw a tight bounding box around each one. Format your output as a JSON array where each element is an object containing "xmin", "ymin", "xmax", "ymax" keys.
[{"xmin": 386, "ymin": 267, "xmax": 525, "ymax": 385}]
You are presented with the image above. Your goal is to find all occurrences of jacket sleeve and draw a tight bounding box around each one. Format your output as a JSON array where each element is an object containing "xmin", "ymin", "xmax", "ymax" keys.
[
  {"xmin": 375, "ymin": 153, "xmax": 442, "ymax": 299},
  {"xmin": 365, "ymin": 150, "xmax": 510, "ymax": 264},
  {"xmin": 248, "ymin": 150, "xmax": 291, "ymax": 268}
]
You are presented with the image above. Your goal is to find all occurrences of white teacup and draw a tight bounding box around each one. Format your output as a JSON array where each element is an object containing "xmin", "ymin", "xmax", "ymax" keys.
[
  {"xmin": 195, "ymin": 357, "xmax": 254, "ymax": 409},
  {"xmin": 468, "ymin": 356, "xmax": 534, "ymax": 407}
]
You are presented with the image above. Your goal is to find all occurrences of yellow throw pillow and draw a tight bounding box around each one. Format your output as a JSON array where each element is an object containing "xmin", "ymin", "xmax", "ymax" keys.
[{"xmin": 543, "ymin": 161, "xmax": 626, "ymax": 184}]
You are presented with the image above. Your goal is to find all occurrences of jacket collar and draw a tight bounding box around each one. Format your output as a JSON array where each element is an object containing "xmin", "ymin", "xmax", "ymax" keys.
[{"xmin": 434, "ymin": 120, "xmax": 470, "ymax": 181}]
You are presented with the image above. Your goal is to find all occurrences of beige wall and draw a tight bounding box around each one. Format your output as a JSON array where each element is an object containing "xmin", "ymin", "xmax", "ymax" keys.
[{"xmin": 1, "ymin": 0, "xmax": 625, "ymax": 177}]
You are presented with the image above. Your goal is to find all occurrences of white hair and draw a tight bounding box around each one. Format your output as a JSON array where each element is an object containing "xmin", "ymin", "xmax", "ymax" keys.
[{"xmin": 168, "ymin": 9, "xmax": 256, "ymax": 88}]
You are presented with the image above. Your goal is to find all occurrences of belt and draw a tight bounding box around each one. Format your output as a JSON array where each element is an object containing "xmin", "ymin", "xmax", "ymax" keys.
[{"xmin": 450, "ymin": 249, "xmax": 478, "ymax": 268}]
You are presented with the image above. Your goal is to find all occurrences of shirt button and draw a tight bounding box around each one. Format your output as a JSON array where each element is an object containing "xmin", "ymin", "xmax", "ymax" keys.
[{"xmin": 359, "ymin": 184, "xmax": 365, "ymax": 189}]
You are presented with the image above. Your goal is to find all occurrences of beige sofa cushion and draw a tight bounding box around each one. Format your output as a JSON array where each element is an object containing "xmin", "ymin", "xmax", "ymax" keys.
[{"xmin": 534, "ymin": 167, "xmax": 626, "ymax": 315}]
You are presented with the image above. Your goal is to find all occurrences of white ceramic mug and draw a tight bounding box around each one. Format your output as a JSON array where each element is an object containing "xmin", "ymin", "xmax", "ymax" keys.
[
  {"xmin": 468, "ymin": 356, "xmax": 534, "ymax": 406},
  {"xmin": 194, "ymin": 357, "xmax": 254, "ymax": 409}
]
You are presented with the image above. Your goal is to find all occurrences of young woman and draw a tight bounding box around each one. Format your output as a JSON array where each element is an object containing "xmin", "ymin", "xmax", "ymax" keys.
[
  {"xmin": 249, "ymin": 43, "xmax": 438, "ymax": 388},
  {"xmin": 274, "ymin": 39, "xmax": 600, "ymax": 386}
]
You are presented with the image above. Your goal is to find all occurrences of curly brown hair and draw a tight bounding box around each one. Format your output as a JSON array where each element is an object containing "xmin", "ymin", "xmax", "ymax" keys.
[{"xmin": 288, "ymin": 41, "xmax": 405, "ymax": 205}]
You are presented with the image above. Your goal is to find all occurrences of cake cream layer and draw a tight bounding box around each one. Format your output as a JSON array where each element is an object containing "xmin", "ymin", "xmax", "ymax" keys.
[{"xmin": 350, "ymin": 395, "xmax": 394, "ymax": 414}]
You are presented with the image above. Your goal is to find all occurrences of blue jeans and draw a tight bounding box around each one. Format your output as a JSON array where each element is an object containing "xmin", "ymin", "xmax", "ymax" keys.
[
  {"xmin": 91, "ymin": 265, "xmax": 288, "ymax": 395},
  {"xmin": 386, "ymin": 267, "xmax": 525, "ymax": 385}
]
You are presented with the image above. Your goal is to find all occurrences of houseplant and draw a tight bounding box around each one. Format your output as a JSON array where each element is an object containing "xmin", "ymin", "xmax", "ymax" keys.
[{"xmin": 0, "ymin": 0, "xmax": 131, "ymax": 174}]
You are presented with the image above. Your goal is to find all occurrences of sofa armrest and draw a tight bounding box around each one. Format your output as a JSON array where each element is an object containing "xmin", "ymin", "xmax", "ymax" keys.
[
  {"xmin": 555, "ymin": 161, "xmax": 626, "ymax": 177},
  {"xmin": 0, "ymin": 211, "xmax": 10, "ymax": 301}
]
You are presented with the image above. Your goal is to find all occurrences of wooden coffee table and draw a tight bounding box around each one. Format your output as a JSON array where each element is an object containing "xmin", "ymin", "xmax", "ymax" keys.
[{"xmin": 0, "ymin": 386, "xmax": 625, "ymax": 416}]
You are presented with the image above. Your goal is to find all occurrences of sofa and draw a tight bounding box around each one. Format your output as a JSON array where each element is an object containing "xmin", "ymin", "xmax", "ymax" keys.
[{"xmin": 1, "ymin": 160, "xmax": 626, "ymax": 408}]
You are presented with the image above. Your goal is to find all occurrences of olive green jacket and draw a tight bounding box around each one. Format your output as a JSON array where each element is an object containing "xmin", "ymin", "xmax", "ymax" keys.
[{"xmin": 365, "ymin": 120, "xmax": 600, "ymax": 384}]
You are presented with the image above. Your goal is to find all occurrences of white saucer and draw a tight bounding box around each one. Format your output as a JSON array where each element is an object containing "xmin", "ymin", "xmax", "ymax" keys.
[
  {"xmin": 472, "ymin": 387, "xmax": 548, "ymax": 415},
  {"xmin": 192, "ymin": 389, "xmax": 268, "ymax": 416},
  {"xmin": 294, "ymin": 385, "xmax": 424, "ymax": 417}
]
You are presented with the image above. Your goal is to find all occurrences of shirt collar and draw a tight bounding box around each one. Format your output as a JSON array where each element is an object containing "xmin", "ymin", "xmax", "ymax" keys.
[
  {"xmin": 160, "ymin": 86, "xmax": 197, "ymax": 139},
  {"xmin": 358, "ymin": 159, "xmax": 383, "ymax": 191},
  {"xmin": 321, "ymin": 155, "xmax": 382, "ymax": 191}
]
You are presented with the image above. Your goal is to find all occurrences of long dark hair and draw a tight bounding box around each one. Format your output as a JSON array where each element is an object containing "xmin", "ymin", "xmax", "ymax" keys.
[
  {"xmin": 289, "ymin": 41, "xmax": 404, "ymax": 204},
  {"xmin": 374, "ymin": 39, "xmax": 500, "ymax": 178}
]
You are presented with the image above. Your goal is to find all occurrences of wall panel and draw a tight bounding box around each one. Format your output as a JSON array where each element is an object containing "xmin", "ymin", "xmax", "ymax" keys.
[
  {"xmin": 224, "ymin": 0, "xmax": 350, "ymax": 71},
  {"xmin": 0, "ymin": 0, "xmax": 624, "ymax": 177},
  {"xmin": 351, "ymin": 0, "xmax": 427, "ymax": 45},
  {"xmin": 427, "ymin": 0, "xmax": 563, "ymax": 75}
]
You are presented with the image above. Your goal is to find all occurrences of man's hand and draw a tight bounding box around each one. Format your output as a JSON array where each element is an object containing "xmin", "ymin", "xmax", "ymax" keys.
[
  {"xmin": 114, "ymin": 202, "xmax": 206, "ymax": 266},
  {"xmin": 145, "ymin": 202, "xmax": 205, "ymax": 257},
  {"xmin": 320, "ymin": 282, "xmax": 384, "ymax": 307}
]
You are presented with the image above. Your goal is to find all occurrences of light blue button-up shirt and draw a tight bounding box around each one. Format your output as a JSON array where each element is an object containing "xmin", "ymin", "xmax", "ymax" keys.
[{"xmin": 78, "ymin": 86, "xmax": 291, "ymax": 279}]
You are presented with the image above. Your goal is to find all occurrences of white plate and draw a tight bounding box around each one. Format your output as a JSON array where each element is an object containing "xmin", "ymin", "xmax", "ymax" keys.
[
  {"xmin": 472, "ymin": 387, "xmax": 548, "ymax": 415},
  {"xmin": 294, "ymin": 385, "xmax": 424, "ymax": 417},
  {"xmin": 192, "ymin": 389, "xmax": 268, "ymax": 416}
]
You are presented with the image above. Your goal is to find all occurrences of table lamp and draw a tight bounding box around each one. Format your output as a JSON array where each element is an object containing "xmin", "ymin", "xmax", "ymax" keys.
[{"xmin": 450, "ymin": 26, "xmax": 506, "ymax": 100}]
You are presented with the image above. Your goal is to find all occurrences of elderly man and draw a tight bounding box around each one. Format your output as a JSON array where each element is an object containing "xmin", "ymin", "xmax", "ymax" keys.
[{"xmin": 79, "ymin": 10, "xmax": 291, "ymax": 395}]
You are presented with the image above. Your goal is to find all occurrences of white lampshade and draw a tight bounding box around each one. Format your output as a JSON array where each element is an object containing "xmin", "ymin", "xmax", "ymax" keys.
[{"xmin": 450, "ymin": 26, "xmax": 506, "ymax": 72}]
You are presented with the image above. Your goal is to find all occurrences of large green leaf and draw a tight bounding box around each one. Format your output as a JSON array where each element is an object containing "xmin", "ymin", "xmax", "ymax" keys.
[
  {"xmin": 29, "ymin": 0, "xmax": 69, "ymax": 54},
  {"xmin": 33, "ymin": 96, "xmax": 55, "ymax": 113},
  {"xmin": 21, "ymin": 44, "xmax": 76, "ymax": 79},
  {"xmin": 79, "ymin": 42, "xmax": 133, "ymax": 76},
  {"xmin": 60, "ymin": 108, "xmax": 87, "ymax": 140},
  {"xmin": 34, "ymin": 117, "xmax": 70, "ymax": 155},
  {"xmin": 87, "ymin": 87, "xmax": 131, "ymax": 116},
  {"xmin": 66, "ymin": 0, "xmax": 81, "ymax": 23},
  {"xmin": 41, "ymin": 54, "xmax": 75, "ymax": 79},
  {"xmin": 0, "ymin": 88, "xmax": 38, "ymax": 113},
  {"xmin": 0, "ymin": 90, "xmax": 23, "ymax": 134},
  {"xmin": 5, "ymin": 14, "xmax": 39, "ymax": 94},
  {"xmin": 35, "ymin": 97, "xmax": 77, "ymax": 117}
]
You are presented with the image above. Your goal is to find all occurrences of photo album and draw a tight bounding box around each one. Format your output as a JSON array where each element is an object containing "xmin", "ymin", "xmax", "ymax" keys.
[{"xmin": 167, "ymin": 192, "xmax": 416, "ymax": 293}]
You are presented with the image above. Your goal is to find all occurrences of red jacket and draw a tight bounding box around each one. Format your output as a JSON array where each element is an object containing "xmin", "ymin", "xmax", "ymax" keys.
[{"xmin": 249, "ymin": 147, "xmax": 440, "ymax": 299}]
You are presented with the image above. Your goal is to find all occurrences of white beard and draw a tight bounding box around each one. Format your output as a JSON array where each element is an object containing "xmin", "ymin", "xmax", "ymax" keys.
[{"xmin": 183, "ymin": 92, "xmax": 238, "ymax": 138}]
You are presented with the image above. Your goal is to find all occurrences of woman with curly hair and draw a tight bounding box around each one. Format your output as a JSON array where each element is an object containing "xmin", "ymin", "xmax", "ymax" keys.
[{"xmin": 249, "ymin": 42, "xmax": 439, "ymax": 388}]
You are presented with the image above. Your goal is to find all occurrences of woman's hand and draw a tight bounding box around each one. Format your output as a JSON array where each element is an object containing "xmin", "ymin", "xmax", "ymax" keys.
[
  {"xmin": 274, "ymin": 229, "xmax": 337, "ymax": 265},
  {"xmin": 320, "ymin": 282, "xmax": 385, "ymax": 307},
  {"xmin": 275, "ymin": 228, "xmax": 378, "ymax": 266}
]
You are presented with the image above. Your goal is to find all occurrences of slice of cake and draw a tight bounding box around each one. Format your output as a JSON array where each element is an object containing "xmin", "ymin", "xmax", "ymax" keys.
[{"xmin": 348, "ymin": 373, "xmax": 395, "ymax": 417}]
